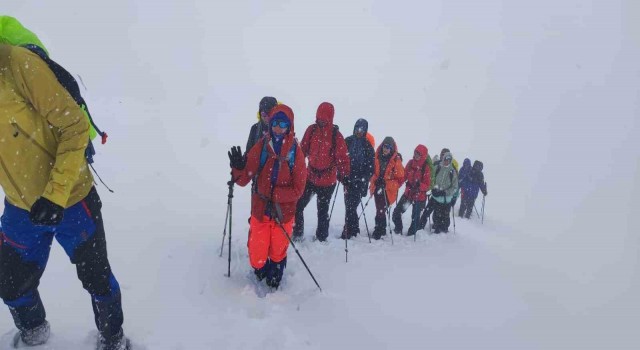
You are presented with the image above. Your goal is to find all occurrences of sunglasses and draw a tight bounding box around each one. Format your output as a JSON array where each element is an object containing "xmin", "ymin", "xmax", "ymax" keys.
[
  {"xmin": 271, "ymin": 120, "xmax": 290, "ymax": 129},
  {"xmin": 382, "ymin": 144, "xmax": 392, "ymax": 150}
]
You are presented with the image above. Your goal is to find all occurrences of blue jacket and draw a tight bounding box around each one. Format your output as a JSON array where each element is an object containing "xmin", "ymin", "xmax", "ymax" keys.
[
  {"xmin": 465, "ymin": 161, "xmax": 487, "ymax": 199},
  {"xmin": 344, "ymin": 119, "xmax": 375, "ymax": 197}
]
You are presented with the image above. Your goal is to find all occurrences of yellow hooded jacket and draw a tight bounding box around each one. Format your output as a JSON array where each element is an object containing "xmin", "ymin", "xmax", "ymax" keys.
[{"xmin": 0, "ymin": 45, "xmax": 93, "ymax": 210}]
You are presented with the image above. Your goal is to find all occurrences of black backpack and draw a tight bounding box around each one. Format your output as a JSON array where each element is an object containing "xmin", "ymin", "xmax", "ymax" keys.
[
  {"xmin": 23, "ymin": 44, "xmax": 108, "ymax": 164},
  {"xmin": 23, "ymin": 44, "xmax": 112, "ymax": 191}
]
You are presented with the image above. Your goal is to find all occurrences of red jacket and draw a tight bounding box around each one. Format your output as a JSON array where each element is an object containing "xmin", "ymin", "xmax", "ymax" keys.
[
  {"xmin": 300, "ymin": 102, "xmax": 350, "ymax": 187},
  {"xmin": 233, "ymin": 104, "xmax": 307, "ymax": 223},
  {"xmin": 403, "ymin": 144, "xmax": 431, "ymax": 202}
]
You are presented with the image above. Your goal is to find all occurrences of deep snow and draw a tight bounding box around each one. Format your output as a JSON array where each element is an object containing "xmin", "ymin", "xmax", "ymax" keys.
[{"xmin": 2, "ymin": 0, "xmax": 639, "ymax": 349}]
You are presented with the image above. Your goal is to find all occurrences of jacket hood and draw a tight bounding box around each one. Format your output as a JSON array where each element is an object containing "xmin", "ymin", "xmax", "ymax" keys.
[
  {"xmin": 377, "ymin": 136, "xmax": 397, "ymax": 156},
  {"xmin": 463, "ymin": 158, "xmax": 471, "ymax": 168},
  {"xmin": 414, "ymin": 144, "xmax": 428, "ymax": 158},
  {"xmin": 442, "ymin": 152, "xmax": 453, "ymax": 166},
  {"xmin": 316, "ymin": 102, "xmax": 334, "ymax": 125},
  {"xmin": 353, "ymin": 118, "xmax": 369, "ymax": 135},
  {"xmin": 268, "ymin": 104, "xmax": 295, "ymax": 133},
  {"xmin": 414, "ymin": 144, "xmax": 428, "ymax": 165},
  {"xmin": 473, "ymin": 160, "xmax": 483, "ymax": 171}
]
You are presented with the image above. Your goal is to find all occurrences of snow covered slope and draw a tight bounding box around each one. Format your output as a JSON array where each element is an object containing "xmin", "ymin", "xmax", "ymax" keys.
[{"xmin": 2, "ymin": 0, "xmax": 639, "ymax": 349}]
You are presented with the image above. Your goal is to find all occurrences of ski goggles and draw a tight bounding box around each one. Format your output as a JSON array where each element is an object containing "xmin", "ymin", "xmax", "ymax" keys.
[
  {"xmin": 271, "ymin": 120, "xmax": 290, "ymax": 129},
  {"xmin": 382, "ymin": 144, "xmax": 392, "ymax": 150}
]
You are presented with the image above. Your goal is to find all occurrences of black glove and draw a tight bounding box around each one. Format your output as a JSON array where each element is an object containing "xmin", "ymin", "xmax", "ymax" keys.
[
  {"xmin": 375, "ymin": 177, "xmax": 385, "ymax": 189},
  {"xmin": 431, "ymin": 189, "xmax": 446, "ymax": 197},
  {"xmin": 228, "ymin": 146, "xmax": 246, "ymax": 170},
  {"xmin": 451, "ymin": 195, "xmax": 458, "ymax": 206},
  {"xmin": 340, "ymin": 175, "xmax": 351, "ymax": 187},
  {"xmin": 30, "ymin": 197, "xmax": 64, "ymax": 225}
]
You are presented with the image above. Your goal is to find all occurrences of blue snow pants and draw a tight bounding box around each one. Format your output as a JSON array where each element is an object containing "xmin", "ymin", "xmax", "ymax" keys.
[{"xmin": 0, "ymin": 187, "xmax": 123, "ymax": 338}]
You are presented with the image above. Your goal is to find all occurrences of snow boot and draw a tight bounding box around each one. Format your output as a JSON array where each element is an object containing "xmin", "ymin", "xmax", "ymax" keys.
[
  {"xmin": 13, "ymin": 320, "xmax": 50, "ymax": 347},
  {"xmin": 97, "ymin": 329, "xmax": 130, "ymax": 350},
  {"xmin": 265, "ymin": 258, "xmax": 287, "ymax": 290}
]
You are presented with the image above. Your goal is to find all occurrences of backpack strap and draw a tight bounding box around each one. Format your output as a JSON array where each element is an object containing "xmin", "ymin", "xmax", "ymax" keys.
[
  {"xmin": 258, "ymin": 137, "xmax": 298, "ymax": 175},
  {"xmin": 305, "ymin": 124, "xmax": 338, "ymax": 159}
]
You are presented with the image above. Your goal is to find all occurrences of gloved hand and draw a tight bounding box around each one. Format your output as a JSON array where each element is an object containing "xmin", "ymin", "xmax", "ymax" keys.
[
  {"xmin": 30, "ymin": 197, "xmax": 64, "ymax": 225},
  {"xmin": 375, "ymin": 177, "xmax": 385, "ymax": 189},
  {"xmin": 340, "ymin": 175, "xmax": 351, "ymax": 187},
  {"xmin": 228, "ymin": 146, "xmax": 246, "ymax": 170},
  {"xmin": 431, "ymin": 189, "xmax": 446, "ymax": 197},
  {"xmin": 451, "ymin": 195, "xmax": 458, "ymax": 206}
]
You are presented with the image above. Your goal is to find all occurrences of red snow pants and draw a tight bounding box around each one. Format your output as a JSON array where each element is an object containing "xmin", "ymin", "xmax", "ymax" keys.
[{"xmin": 248, "ymin": 216, "xmax": 292, "ymax": 269}]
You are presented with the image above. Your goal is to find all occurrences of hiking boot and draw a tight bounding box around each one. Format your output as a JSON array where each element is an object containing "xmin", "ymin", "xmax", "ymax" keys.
[
  {"xmin": 97, "ymin": 329, "xmax": 131, "ymax": 350},
  {"xmin": 393, "ymin": 227, "xmax": 402, "ymax": 235},
  {"xmin": 254, "ymin": 266, "xmax": 268, "ymax": 281},
  {"xmin": 18, "ymin": 320, "xmax": 50, "ymax": 346},
  {"xmin": 292, "ymin": 234, "xmax": 304, "ymax": 243}
]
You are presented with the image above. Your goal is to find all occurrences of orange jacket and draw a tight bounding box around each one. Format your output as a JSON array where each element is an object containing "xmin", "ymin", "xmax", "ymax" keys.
[{"xmin": 369, "ymin": 139, "xmax": 405, "ymax": 203}]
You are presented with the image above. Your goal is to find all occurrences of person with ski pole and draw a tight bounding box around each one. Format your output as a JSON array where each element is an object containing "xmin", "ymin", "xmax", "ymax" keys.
[
  {"xmin": 341, "ymin": 118, "xmax": 375, "ymax": 240},
  {"xmin": 369, "ymin": 137, "xmax": 404, "ymax": 240},
  {"xmin": 418, "ymin": 147, "xmax": 457, "ymax": 230},
  {"xmin": 459, "ymin": 160, "xmax": 487, "ymax": 219},
  {"xmin": 392, "ymin": 145, "xmax": 431, "ymax": 236},
  {"xmin": 293, "ymin": 102, "xmax": 350, "ymax": 242},
  {"xmin": 228, "ymin": 104, "xmax": 307, "ymax": 289},
  {"xmin": 430, "ymin": 152, "xmax": 459, "ymax": 233}
]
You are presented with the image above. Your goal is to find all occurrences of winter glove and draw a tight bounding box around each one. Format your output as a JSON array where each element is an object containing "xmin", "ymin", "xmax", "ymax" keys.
[
  {"xmin": 431, "ymin": 189, "xmax": 446, "ymax": 197},
  {"xmin": 228, "ymin": 146, "xmax": 246, "ymax": 170},
  {"xmin": 451, "ymin": 195, "xmax": 458, "ymax": 206},
  {"xmin": 30, "ymin": 197, "xmax": 64, "ymax": 226},
  {"xmin": 340, "ymin": 175, "xmax": 351, "ymax": 187},
  {"xmin": 375, "ymin": 177, "xmax": 386, "ymax": 189}
]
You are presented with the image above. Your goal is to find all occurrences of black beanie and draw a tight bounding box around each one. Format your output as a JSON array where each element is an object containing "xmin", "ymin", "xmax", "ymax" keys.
[{"xmin": 259, "ymin": 96, "xmax": 278, "ymax": 114}]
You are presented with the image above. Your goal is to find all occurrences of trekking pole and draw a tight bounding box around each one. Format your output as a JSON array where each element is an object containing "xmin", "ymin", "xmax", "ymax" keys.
[
  {"xmin": 358, "ymin": 193, "xmax": 374, "ymax": 221},
  {"xmin": 383, "ymin": 191, "xmax": 394, "ymax": 245},
  {"xmin": 473, "ymin": 203, "xmax": 481, "ymax": 219},
  {"xmin": 413, "ymin": 203, "xmax": 419, "ymax": 242},
  {"xmin": 481, "ymin": 195, "xmax": 485, "ymax": 224},
  {"xmin": 222, "ymin": 175, "xmax": 237, "ymax": 277},
  {"xmin": 345, "ymin": 232, "xmax": 348, "ymax": 263},
  {"xmin": 451, "ymin": 202, "xmax": 456, "ymax": 234},
  {"xmin": 328, "ymin": 182, "xmax": 340, "ymax": 224},
  {"xmin": 360, "ymin": 200, "xmax": 372, "ymax": 243},
  {"xmin": 219, "ymin": 194, "xmax": 231, "ymax": 257},
  {"xmin": 274, "ymin": 204, "xmax": 322, "ymax": 292}
]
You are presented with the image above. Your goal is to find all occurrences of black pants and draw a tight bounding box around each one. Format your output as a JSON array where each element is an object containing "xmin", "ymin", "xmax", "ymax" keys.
[
  {"xmin": 0, "ymin": 187, "xmax": 123, "ymax": 339},
  {"xmin": 393, "ymin": 195, "xmax": 426, "ymax": 236},
  {"xmin": 418, "ymin": 196, "xmax": 435, "ymax": 230},
  {"xmin": 293, "ymin": 181, "xmax": 336, "ymax": 241},
  {"xmin": 372, "ymin": 189, "xmax": 390, "ymax": 239},
  {"xmin": 432, "ymin": 200, "xmax": 451, "ymax": 232},
  {"xmin": 343, "ymin": 186, "xmax": 363, "ymax": 238},
  {"xmin": 459, "ymin": 194, "xmax": 477, "ymax": 219}
]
